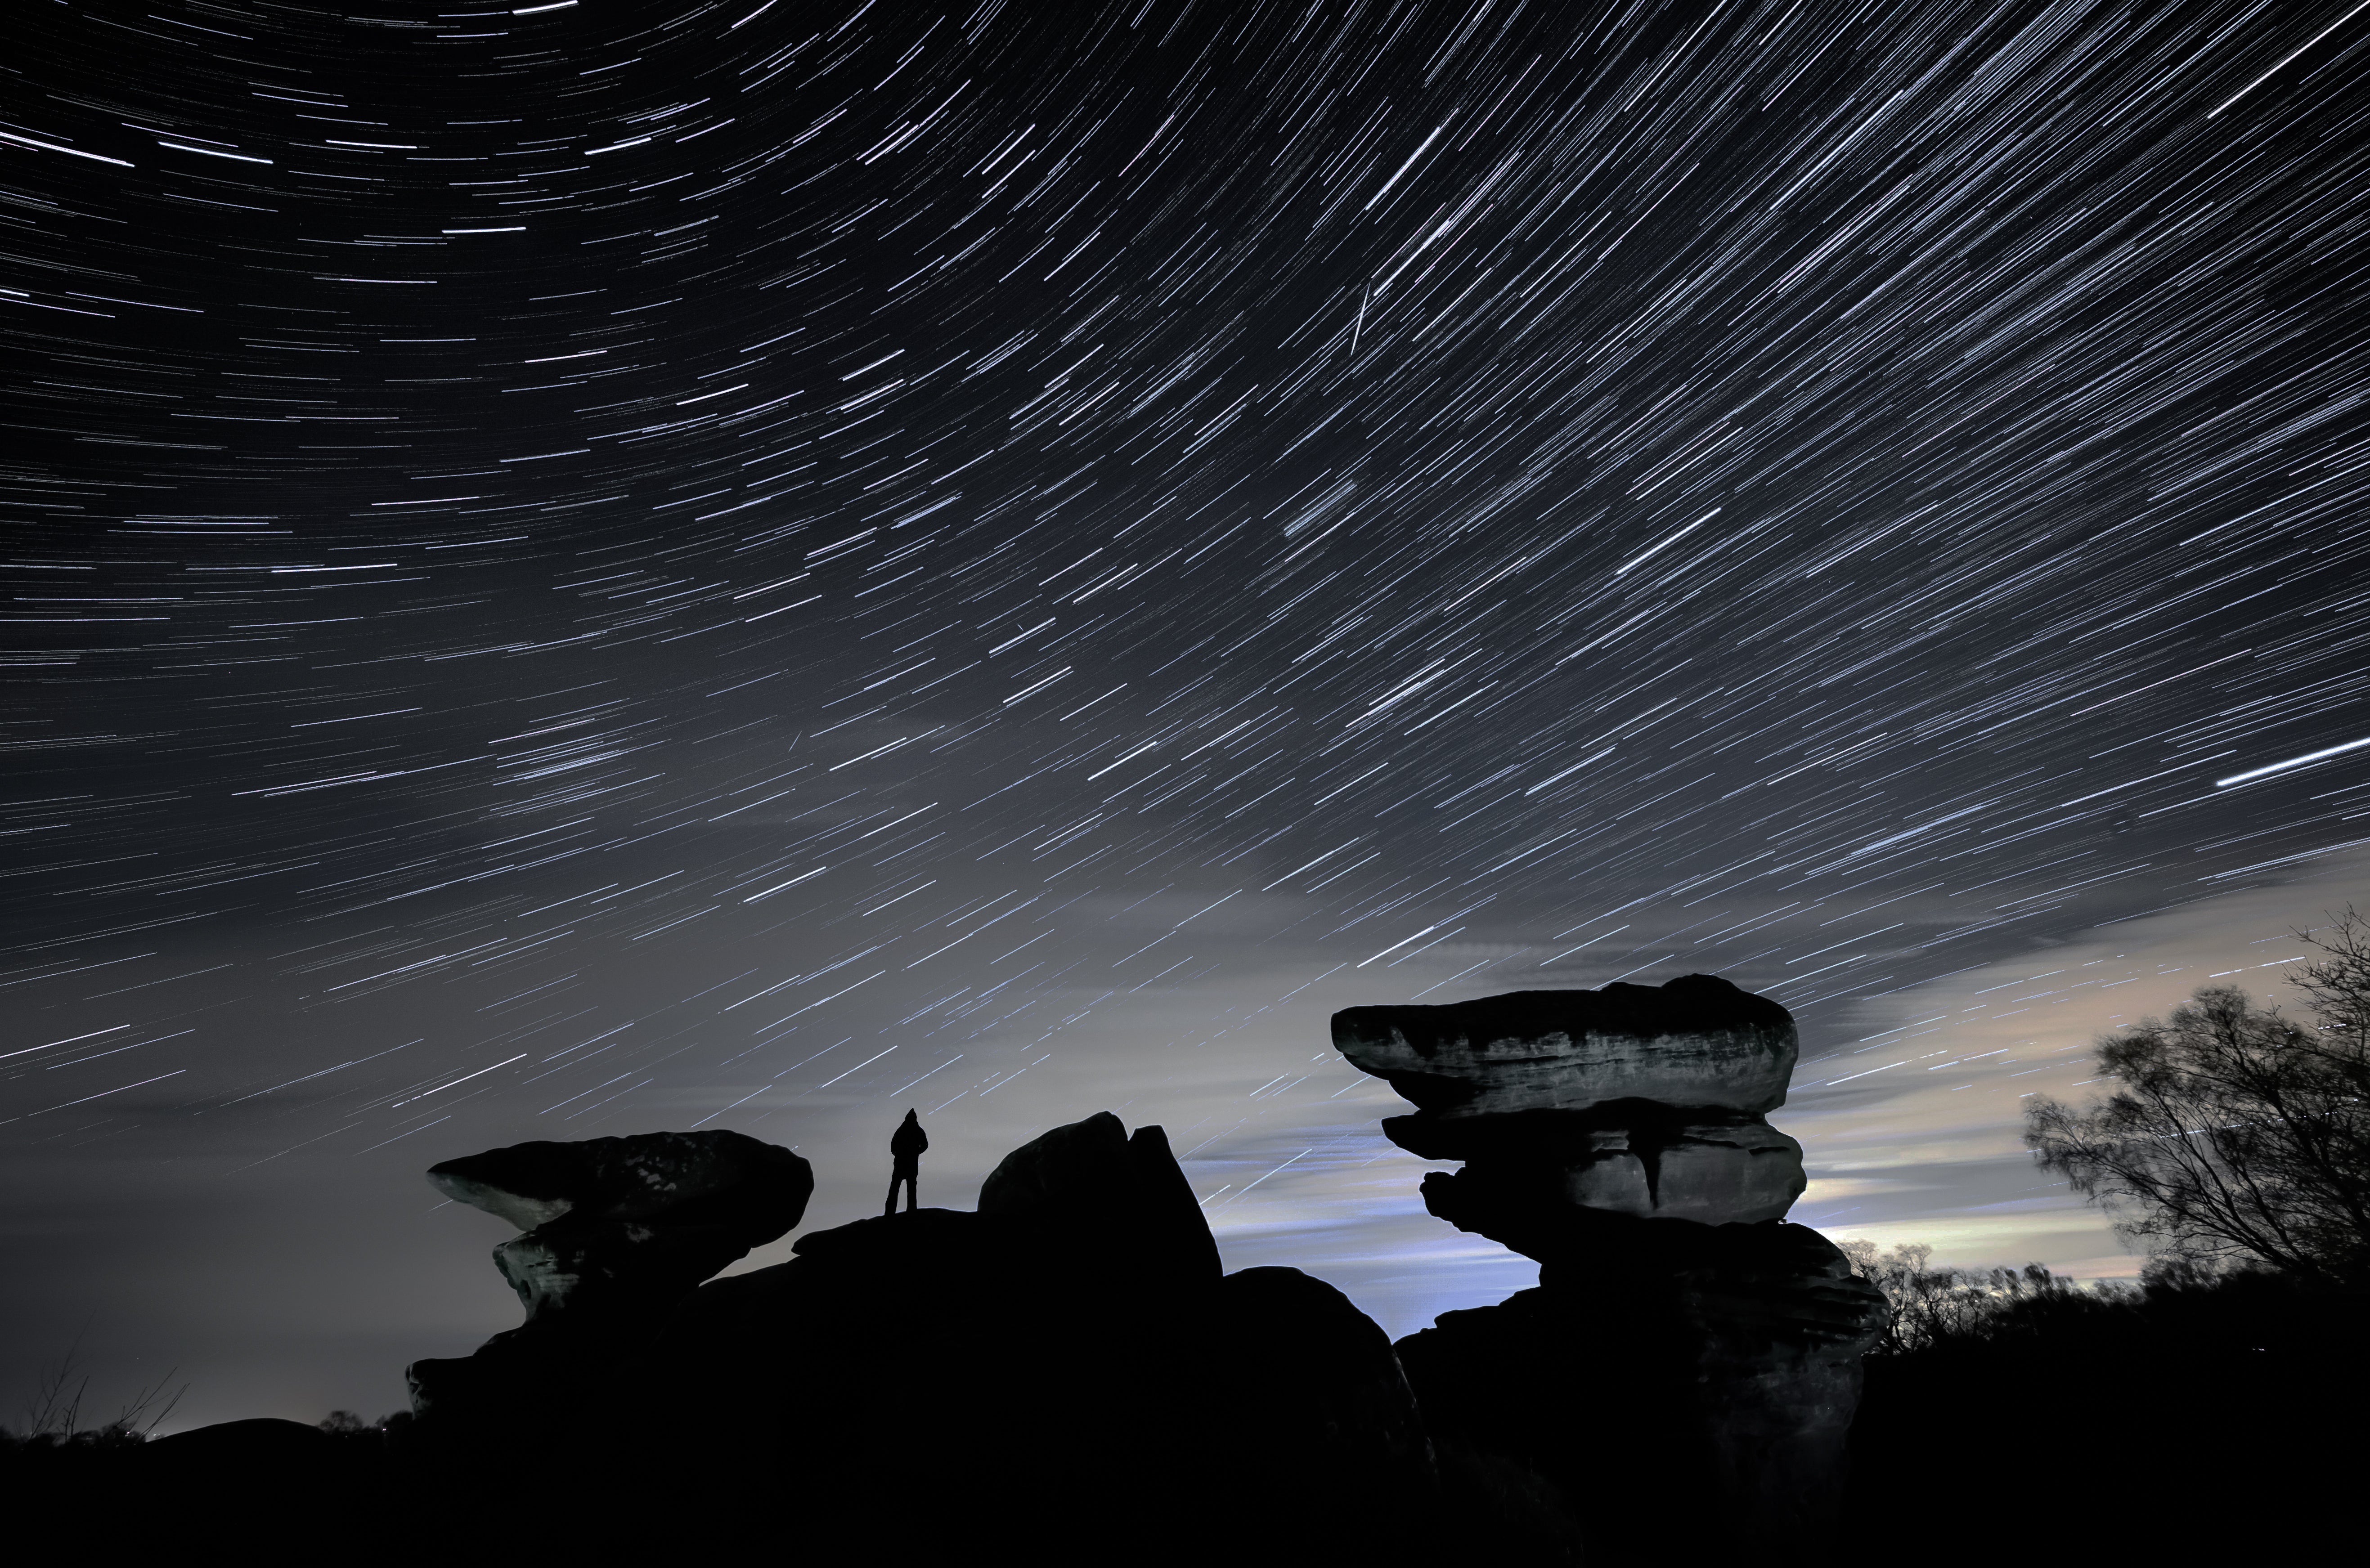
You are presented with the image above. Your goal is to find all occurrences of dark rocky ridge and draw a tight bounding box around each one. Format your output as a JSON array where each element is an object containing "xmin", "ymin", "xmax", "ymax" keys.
[
  {"xmin": 408, "ymin": 1111, "xmax": 1444, "ymax": 1562},
  {"xmin": 50, "ymin": 976, "xmax": 1887, "ymax": 1564}
]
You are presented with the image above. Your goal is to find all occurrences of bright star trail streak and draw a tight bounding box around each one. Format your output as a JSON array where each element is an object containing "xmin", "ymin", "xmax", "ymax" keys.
[{"xmin": 5, "ymin": 0, "xmax": 2370, "ymax": 1425}]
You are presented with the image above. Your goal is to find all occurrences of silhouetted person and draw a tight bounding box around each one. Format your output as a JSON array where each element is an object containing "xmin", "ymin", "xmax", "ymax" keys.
[{"xmin": 885, "ymin": 1108, "xmax": 927, "ymax": 1215}]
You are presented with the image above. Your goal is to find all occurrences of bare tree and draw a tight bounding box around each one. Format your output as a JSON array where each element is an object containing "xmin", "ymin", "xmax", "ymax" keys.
[
  {"xmin": 105, "ymin": 1370, "xmax": 188, "ymax": 1440},
  {"xmin": 2136, "ymin": 1253, "xmax": 2249, "ymax": 1293},
  {"xmin": 2024, "ymin": 908, "xmax": 2370, "ymax": 1286}
]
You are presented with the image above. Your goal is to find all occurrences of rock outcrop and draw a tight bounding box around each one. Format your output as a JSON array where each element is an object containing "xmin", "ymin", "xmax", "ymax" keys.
[
  {"xmin": 638, "ymin": 1112, "xmax": 1434, "ymax": 1559},
  {"xmin": 977, "ymin": 1110, "xmax": 1223, "ymax": 1287},
  {"xmin": 655, "ymin": 1111, "xmax": 1234, "ymax": 1444},
  {"xmin": 406, "ymin": 1129, "xmax": 811, "ymax": 1424},
  {"xmin": 1203, "ymin": 1265, "xmax": 1432, "ymax": 1479},
  {"xmin": 1335, "ymin": 976, "xmax": 1885, "ymax": 1559},
  {"xmin": 402, "ymin": 1092, "xmax": 1906, "ymax": 1559}
]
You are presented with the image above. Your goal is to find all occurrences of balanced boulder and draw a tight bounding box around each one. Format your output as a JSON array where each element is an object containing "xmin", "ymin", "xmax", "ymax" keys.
[
  {"xmin": 978, "ymin": 1110, "xmax": 1222, "ymax": 1287},
  {"xmin": 1338, "ymin": 976, "xmax": 1807, "ymax": 1232},
  {"xmin": 1335, "ymin": 975, "xmax": 1883, "ymax": 1558}
]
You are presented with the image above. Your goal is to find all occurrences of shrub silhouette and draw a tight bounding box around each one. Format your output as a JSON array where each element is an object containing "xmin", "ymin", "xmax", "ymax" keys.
[
  {"xmin": 4, "ymin": 1331, "xmax": 184, "ymax": 1451},
  {"xmin": 1843, "ymin": 1254, "xmax": 2360, "ymax": 1559}
]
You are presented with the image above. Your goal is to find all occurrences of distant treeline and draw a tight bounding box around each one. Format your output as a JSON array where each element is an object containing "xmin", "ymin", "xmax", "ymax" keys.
[
  {"xmin": 1841, "ymin": 1253, "xmax": 2362, "ymax": 1559},
  {"xmin": 1839, "ymin": 1238, "xmax": 2156, "ymax": 1357}
]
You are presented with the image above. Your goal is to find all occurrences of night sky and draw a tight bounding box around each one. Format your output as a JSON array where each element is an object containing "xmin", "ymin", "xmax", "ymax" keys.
[{"xmin": 7, "ymin": 0, "xmax": 2370, "ymax": 1429}]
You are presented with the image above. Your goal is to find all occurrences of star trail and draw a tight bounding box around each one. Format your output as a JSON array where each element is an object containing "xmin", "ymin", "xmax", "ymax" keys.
[{"xmin": 5, "ymin": 0, "xmax": 2370, "ymax": 1419}]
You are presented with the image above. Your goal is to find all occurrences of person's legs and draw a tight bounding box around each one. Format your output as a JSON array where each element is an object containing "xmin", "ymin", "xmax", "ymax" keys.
[
  {"xmin": 883, "ymin": 1174, "xmax": 901, "ymax": 1218},
  {"xmin": 904, "ymin": 1171, "xmax": 919, "ymax": 1212}
]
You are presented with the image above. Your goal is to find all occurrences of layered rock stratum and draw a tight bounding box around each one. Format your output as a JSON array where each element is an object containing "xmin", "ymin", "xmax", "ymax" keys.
[{"xmin": 1335, "ymin": 974, "xmax": 1809, "ymax": 1228}]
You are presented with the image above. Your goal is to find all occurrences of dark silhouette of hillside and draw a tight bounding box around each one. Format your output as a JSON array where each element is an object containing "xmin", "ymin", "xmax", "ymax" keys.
[
  {"xmin": 14, "ymin": 1263, "xmax": 2352, "ymax": 1564},
  {"xmin": 1843, "ymin": 1264, "xmax": 2367, "ymax": 1558}
]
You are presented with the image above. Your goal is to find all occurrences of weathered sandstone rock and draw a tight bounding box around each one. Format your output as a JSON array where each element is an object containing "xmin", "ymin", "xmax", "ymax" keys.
[
  {"xmin": 1342, "ymin": 978, "xmax": 1806, "ymax": 1230},
  {"xmin": 1335, "ymin": 975, "xmax": 1884, "ymax": 1556},
  {"xmin": 1333, "ymin": 974, "xmax": 1796, "ymax": 1123},
  {"xmin": 408, "ymin": 1130, "xmax": 811, "ymax": 1423},
  {"xmin": 1562, "ymin": 1117, "xmax": 1808, "ymax": 1224}
]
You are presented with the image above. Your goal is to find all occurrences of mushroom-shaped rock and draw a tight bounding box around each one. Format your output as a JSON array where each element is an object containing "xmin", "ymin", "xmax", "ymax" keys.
[
  {"xmin": 1336, "ymin": 977, "xmax": 1807, "ymax": 1231},
  {"xmin": 1332, "ymin": 974, "xmax": 1796, "ymax": 1122},
  {"xmin": 1337, "ymin": 974, "xmax": 1882, "ymax": 1552},
  {"xmin": 431, "ymin": 1130, "xmax": 811, "ymax": 1330},
  {"xmin": 408, "ymin": 1131, "xmax": 810, "ymax": 1425}
]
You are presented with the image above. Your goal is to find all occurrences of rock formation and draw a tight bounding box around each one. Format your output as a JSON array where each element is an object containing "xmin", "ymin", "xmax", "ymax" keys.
[
  {"xmin": 640, "ymin": 1118, "xmax": 1431, "ymax": 1563},
  {"xmin": 1335, "ymin": 975, "xmax": 1885, "ymax": 1560},
  {"xmin": 402, "ymin": 1089, "xmax": 1899, "ymax": 1558},
  {"xmin": 1202, "ymin": 1264, "xmax": 1432, "ymax": 1483},
  {"xmin": 405, "ymin": 1129, "xmax": 811, "ymax": 1424},
  {"xmin": 977, "ymin": 1109, "xmax": 1223, "ymax": 1287},
  {"xmin": 652, "ymin": 1110, "xmax": 1252, "ymax": 1441},
  {"xmin": 640, "ymin": 1111, "xmax": 1434, "ymax": 1558}
]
